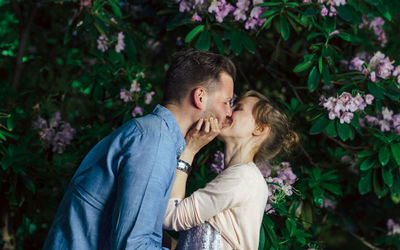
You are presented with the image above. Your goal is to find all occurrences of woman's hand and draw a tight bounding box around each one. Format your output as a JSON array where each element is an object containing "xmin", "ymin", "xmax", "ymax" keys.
[{"xmin": 184, "ymin": 118, "xmax": 220, "ymax": 157}]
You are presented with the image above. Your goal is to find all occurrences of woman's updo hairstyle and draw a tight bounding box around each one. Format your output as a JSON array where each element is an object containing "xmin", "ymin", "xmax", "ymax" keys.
[{"xmin": 236, "ymin": 90, "xmax": 299, "ymax": 162}]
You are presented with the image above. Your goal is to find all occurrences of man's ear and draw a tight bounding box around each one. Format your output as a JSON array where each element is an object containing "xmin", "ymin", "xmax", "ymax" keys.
[
  {"xmin": 253, "ymin": 124, "xmax": 271, "ymax": 137},
  {"xmin": 193, "ymin": 87, "xmax": 207, "ymax": 110}
]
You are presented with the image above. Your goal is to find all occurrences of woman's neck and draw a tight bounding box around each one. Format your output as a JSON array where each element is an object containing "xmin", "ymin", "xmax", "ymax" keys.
[{"xmin": 224, "ymin": 140, "xmax": 255, "ymax": 168}]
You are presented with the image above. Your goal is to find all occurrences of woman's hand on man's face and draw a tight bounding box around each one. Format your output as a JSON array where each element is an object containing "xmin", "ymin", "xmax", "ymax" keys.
[{"xmin": 184, "ymin": 118, "xmax": 220, "ymax": 155}]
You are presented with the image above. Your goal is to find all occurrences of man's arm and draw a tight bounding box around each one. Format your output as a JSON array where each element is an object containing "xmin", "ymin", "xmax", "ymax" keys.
[{"xmin": 111, "ymin": 131, "xmax": 173, "ymax": 250}]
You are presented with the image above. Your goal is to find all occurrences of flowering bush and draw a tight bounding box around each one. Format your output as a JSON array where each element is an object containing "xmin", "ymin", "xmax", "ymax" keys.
[{"xmin": 1, "ymin": 0, "xmax": 400, "ymax": 249}]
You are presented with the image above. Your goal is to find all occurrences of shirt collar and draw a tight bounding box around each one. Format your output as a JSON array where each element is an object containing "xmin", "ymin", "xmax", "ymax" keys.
[{"xmin": 152, "ymin": 104, "xmax": 186, "ymax": 157}]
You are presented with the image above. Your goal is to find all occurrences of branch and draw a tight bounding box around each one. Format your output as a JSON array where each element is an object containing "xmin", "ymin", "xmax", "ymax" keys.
[
  {"xmin": 298, "ymin": 143, "xmax": 323, "ymax": 169},
  {"xmin": 348, "ymin": 231, "xmax": 382, "ymax": 250},
  {"xmin": 324, "ymin": 132, "xmax": 369, "ymax": 151},
  {"xmin": 11, "ymin": 4, "xmax": 38, "ymax": 90}
]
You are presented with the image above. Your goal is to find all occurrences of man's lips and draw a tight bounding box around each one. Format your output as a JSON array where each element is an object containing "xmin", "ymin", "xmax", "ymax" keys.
[{"xmin": 221, "ymin": 118, "xmax": 232, "ymax": 129}]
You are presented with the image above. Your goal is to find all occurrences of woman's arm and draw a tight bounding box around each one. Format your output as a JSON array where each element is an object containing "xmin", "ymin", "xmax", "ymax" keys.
[{"xmin": 170, "ymin": 117, "xmax": 220, "ymax": 199}]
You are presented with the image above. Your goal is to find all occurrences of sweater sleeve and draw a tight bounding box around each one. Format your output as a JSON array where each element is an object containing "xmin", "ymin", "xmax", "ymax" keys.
[{"xmin": 163, "ymin": 165, "xmax": 251, "ymax": 231}]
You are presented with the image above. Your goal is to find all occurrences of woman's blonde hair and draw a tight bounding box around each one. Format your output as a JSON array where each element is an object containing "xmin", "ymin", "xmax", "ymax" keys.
[{"xmin": 236, "ymin": 90, "xmax": 299, "ymax": 162}]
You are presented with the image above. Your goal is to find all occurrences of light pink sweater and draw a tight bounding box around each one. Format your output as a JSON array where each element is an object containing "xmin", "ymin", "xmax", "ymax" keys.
[{"xmin": 163, "ymin": 162, "xmax": 269, "ymax": 250}]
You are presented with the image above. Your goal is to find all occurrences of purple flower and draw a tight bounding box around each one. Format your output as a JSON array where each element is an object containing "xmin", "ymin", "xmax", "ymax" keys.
[
  {"xmin": 131, "ymin": 106, "xmax": 144, "ymax": 117},
  {"xmin": 328, "ymin": 30, "xmax": 340, "ymax": 37},
  {"xmin": 115, "ymin": 32, "xmax": 125, "ymax": 53},
  {"xmin": 365, "ymin": 94, "xmax": 374, "ymax": 105},
  {"xmin": 382, "ymin": 107, "xmax": 393, "ymax": 120},
  {"xmin": 145, "ymin": 91, "xmax": 155, "ymax": 104},
  {"xmin": 233, "ymin": 7, "xmax": 247, "ymax": 21},
  {"xmin": 340, "ymin": 112, "xmax": 353, "ymax": 124},
  {"xmin": 328, "ymin": 5, "xmax": 337, "ymax": 16},
  {"xmin": 191, "ymin": 12, "xmax": 202, "ymax": 22},
  {"xmin": 130, "ymin": 80, "xmax": 141, "ymax": 92},
  {"xmin": 365, "ymin": 115, "xmax": 378, "ymax": 126},
  {"xmin": 97, "ymin": 35, "xmax": 108, "ymax": 52},
  {"xmin": 179, "ymin": 0, "xmax": 190, "ymax": 12},
  {"xmin": 120, "ymin": 88, "xmax": 132, "ymax": 102},
  {"xmin": 370, "ymin": 71, "xmax": 377, "ymax": 82},
  {"xmin": 320, "ymin": 5, "xmax": 328, "ymax": 16},
  {"xmin": 332, "ymin": 0, "xmax": 346, "ymax": 6},
  {"xmin": 379, "ymin": 119, "xmax": 391, "ymax": 132},
  {"xmin": 210, "ymin": 150, "xmax": 225, "ymax": 173}
]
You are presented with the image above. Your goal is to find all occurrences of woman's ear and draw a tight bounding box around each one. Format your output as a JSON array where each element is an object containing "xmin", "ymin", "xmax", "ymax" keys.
[
  {"xmin": 253, "ymin": 124, "xmax": 271, "ymax": 137},
  {"xmin": 193, "ymin": 87, "xmax": 207, "ymax": 110}
]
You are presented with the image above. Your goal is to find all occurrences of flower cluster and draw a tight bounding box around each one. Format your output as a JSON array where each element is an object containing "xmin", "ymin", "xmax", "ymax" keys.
[
  {"xmin": 259, "ymin": 161, "xmax": 297, "ymax": 214},
  {"xmin": 358, "ymin": 16, "xmax": 387, "ymax": 47},
  {"xmin": 362, "ymin": 106, "xmax": 400, "ymax": 134},
  {"xmin": 97, "ymin": 32, "xmax": 125, "ymax": 53},
  {"xmin": 33, "ymin": 112, "xmax": 76, "ymax": 154},
  {"xmin": 174, "ymin": 0, "xmax": 267, "ymax": 30},
  {"xmin": 120, "ymin": 79, "xmax": 141, "ymax": 102},
  {"xmin": 303, "ymin": 0, "xmax": 346, "ymax": 17},
  {"xmin": 387, "ymin": 219, "xmax": 400, "ymax": 236},
  {"xmin": 320, "ymin": 92, "xmax": 374, "ymax": 124},
  {"xmin": 210, "ymin": 150, "xmax": 225, "ymax": 173},
  {"xmin": 349, "ymin": 51, "xmax": 398, "ymax": 84}
]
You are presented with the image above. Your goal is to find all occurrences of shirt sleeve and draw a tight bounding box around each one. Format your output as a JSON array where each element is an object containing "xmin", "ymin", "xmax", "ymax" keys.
[
  {"xmin": 111, "ymin": 130, "xmax": 172, "ymax": 250},
  {"xmin": 163, "ymin": 165, "xmax": 251, "ymax": 231}
]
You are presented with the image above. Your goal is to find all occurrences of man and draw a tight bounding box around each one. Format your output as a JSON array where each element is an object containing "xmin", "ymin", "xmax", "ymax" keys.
[{"xmin": 43, "ymin": 49, "xmax": 236, "ymax": 250}]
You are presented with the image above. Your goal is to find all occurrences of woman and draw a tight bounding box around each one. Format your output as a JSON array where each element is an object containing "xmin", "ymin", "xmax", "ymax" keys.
[{"xmin": 163, "ymin": 90, "xmax": 299, "ymax": 250}]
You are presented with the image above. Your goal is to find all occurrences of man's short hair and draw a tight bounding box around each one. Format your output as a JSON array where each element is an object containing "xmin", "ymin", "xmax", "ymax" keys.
[{"xmin": 162, "ymin": 49, "xmax": 236, "ymax": 105}]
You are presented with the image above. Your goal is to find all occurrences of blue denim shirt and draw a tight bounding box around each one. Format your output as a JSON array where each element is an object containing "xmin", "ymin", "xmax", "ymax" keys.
[{"xmin": 43, "ymin": 105, "xmax": 186, "ymax": 250}]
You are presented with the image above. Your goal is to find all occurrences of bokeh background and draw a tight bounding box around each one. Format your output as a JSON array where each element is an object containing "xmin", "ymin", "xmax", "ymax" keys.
[{"xmin": 1, "ymin": 0, "xmax": 400, "ymax": 249}]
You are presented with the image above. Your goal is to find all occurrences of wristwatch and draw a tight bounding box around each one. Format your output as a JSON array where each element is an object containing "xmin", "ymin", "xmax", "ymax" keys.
[{"xmin": 176, "ymin": 159, "xmax": 192, "ymax": 174}]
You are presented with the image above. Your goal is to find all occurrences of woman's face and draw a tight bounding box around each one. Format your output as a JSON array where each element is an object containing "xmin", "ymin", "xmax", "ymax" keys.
[{"xmin": 219, "ymin": 96, "xmax": 259, "ymax": 139}]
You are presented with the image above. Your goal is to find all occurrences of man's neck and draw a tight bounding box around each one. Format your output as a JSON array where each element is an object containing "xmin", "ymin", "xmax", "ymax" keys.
[{"xmin": 164, "ymin": 103, "xmax": 196, "ymax": 137}]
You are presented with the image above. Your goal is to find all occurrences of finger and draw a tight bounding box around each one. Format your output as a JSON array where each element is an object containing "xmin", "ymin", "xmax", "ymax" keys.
[
  {"xmin": 203, "ymin": 119, "xmax": 211, "ymax": 133},
  {"xmin": 196, "ymin": 118, "xmax": 204, "ymax": 131},
  {"xmin": 213, "ymin": 118, "xmax": 220, "ymax": 133}
]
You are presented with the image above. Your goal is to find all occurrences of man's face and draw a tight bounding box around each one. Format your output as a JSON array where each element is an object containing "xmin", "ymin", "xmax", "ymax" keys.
[{"xmin": 203, "ymin": 72, "xmax": 234, "ymax": 129}]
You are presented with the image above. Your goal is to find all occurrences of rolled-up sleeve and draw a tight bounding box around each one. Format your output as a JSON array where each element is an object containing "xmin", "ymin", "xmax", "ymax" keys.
[
  {"xmin": 163, "ymin": 166, "xmax": 250, "ymax": 231},
  {"xmin": 111, "ymin": 131, "xmax": 173, "ymax": 250}
]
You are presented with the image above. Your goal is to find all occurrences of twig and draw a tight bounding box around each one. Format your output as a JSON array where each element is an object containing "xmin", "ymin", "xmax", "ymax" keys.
[
  {"xmin": 11, "ymin": 4, "xmax": 38, "ymax": 90},
  {"xmin": 324, "ymin": 132, "xmax": 368, "ymax": 151},
  {"xmin": 348, "ymin": 231, "xmax": 382, "ymax": 250},
  {"xmin": 298, "ymin": 143, "xmax": 322, "ymax": 169}
]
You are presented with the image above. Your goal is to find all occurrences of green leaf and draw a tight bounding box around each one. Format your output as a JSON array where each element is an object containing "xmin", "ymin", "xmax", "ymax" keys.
[
  {"xmin": 185, "ymin": 25, "xmax": 205, "ymax": 43},
  {"xmin": 312, "ymin": 187, "xmax": 324, "ymax": 207},
  {"xmin": 325, "ymin": 119, "xmax": 337, "ymax": 137},
  {"xmin": 321, "ymin": 183, "xmax": 343, "ymax": 196},
  {"xmin": 360, "ymin": 157, "xmax": 375, "ymax": 171},
  {"xmin": 377, "ymin": 3, "xmax": 392, "ymax": 21},
  {"xmin": 293, "ymin": 61, "xmax": 312, "ymax": 73},
  {"xmin": 337, "ymin": 32, "xmax": 351, "ymax": 42},
  {"xmin": 22, "ymin": 175, "xmax": 36, "ymax": 194},
  {"xmin": 257, "ymin": 2, "xmax": 282, "ymax": 6},
  {"xmin": 7, "ymin": 116, "xmax": 15, "ymax": 131},
  {"xmin": 230, "ymin": 30, "xmax": 242, "ymax": 55},
  {"xmin": 240, "ymin": 32, "xmax": 255, "ymax": 53},
  {"xmin": 307, "ymin": 66, "xmax": 320, "ymax": 92},
  {"xmin": 336, "ymin": 120, "xmax": 352, "ymax": 141},
  {"xmin": 368, "ymin": 81, "xmax": 385, "ymax": 99},
  {"xmin": 307, "ymin": 32, "xmax": 324, "ymax": 41},
  {"xmin": 309, "ymin": 115, "xmax": 330, "ymax": 135},
  {"xmin": 260, "ymin": 13, "xmax": 278, "ymax": 30},
  {"xmin": 391, "ymin": 143, "xmax": 400, "ymax": 166},
  {"xmin": 359, "ymin": 169, "xmax": 372, "ymax": 195},
  {"xmin": 322, "ymin": 64, "xmax": 330, "ymax": 86},
  {"xmin": 337, "ymin": 5, "xmax": 352, "ymax": 21},
  {"xmin": 382, "ymin": 166, "xmax": 393, "ymax": 188},
  {"xmin": 260, "ymin": 9, "xmax": 278, "ymax": 18},
  {"xmin": 195, "ymin": 31, "xmax": 211, "ymax": 51},
  {"xmin": 211, "ymin": 31, "xmax": 224, "ymax": 55},
  {"xmin": 318, "ymin": 56, "xmax": 323, "ymax": 73},
  {"xmin": 280, "ymin": 16, "xmax": 290, "ymax": 40},
  {"xmin": 258, "ymin": 224, "xmax": 265, "ymax": 250},
  {"xmin": 358, "ymin": 150, "xmax": 375, "ymax": 158},
  {"xmin": 379, "ymin": 146, "xmax": 390, "ymax": 166},
  {"xmin": 108, "ymin": 0, "xmax": 122, "ymax": 17},
  {"xmin": 373, "ymin": 169, "xmax": 388, "ymax": 198}
]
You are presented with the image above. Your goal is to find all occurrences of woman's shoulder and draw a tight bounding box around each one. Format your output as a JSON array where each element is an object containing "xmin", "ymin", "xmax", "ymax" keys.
[{"xmin": 226, "ymin": 163, "xmax": 267, "ymax": 184}]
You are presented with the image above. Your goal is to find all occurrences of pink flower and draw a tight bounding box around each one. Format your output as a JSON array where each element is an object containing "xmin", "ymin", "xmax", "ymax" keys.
[
  {"xmin": 130, "ymin": 80, "xmax": 141, "ymax": 92},
  {"xmin": 332, "ymin": 0, "xmax": 346, "ymax": 6},
  {"xmin": 233, "ymin": 7, "xmax": 247, "ymax": 21},
  {"xmin": 179, "ymin": 0, "xmax": 190, "ymax": 12},
  {"xmin": 382, "ymin": 107, "xmax": 393, "ymax": 120},
  {"xmin": 131, "ymin": 106, "xmax": 144, "ymax": 117},
  {"xmin": 370, "ymin": 71, "xmax": 377, "ymax": 82},
  {"xmin": 210, "ymin": 150, "xmax": 225, "ymax": 173},
  {"xmin": 349, "ymin": 57, "xmax": 365, "ymax": 72},
  {"xmin": 191, "ymin": 12, "xmax": 202, "ymax": 22},
  {"xmin": 320, "ymin": 5, "xmax": 328, "ymax": 16},
  {"xmin": 115, "ymin": 32, "xmax": 125, "ymax": 53},
  {"xmin": 97, "ymin": 35, "xmax": 108, "ymax": 52},
  {"xmin": 365, "ymin": 115, "xmax": 378, "ymax": 126},
  {"xmin": 328, "ymin": 5, "xmax": 337, "ymax": 16},
  {"xmin": 120, "ymin": 89, "xmax": 132, "ymax": 102},
  {"xmin": 379, "ymin": 119, "xmax": 391, "ymax": 132},
  {"xmin": 145, "ymin": 91, "xmax": 155, "ymax": 104},
  {"xmin": 365, "ymin": 94, "xmax": 374, "ymax": 105},
  {"xmin": 340, "ymin": 112, "xmax": 353, "ymax": 124},
  {"xmin": 392, "ymin": 66, "xmax": 400, "ymax": 77},
  {"xmin": 328, "ymin": 30, "xmax": 340, "ymax": 37},
  {"xmin": 208, "ymin": 0, "xmax": 219, "ymax": 13}
]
